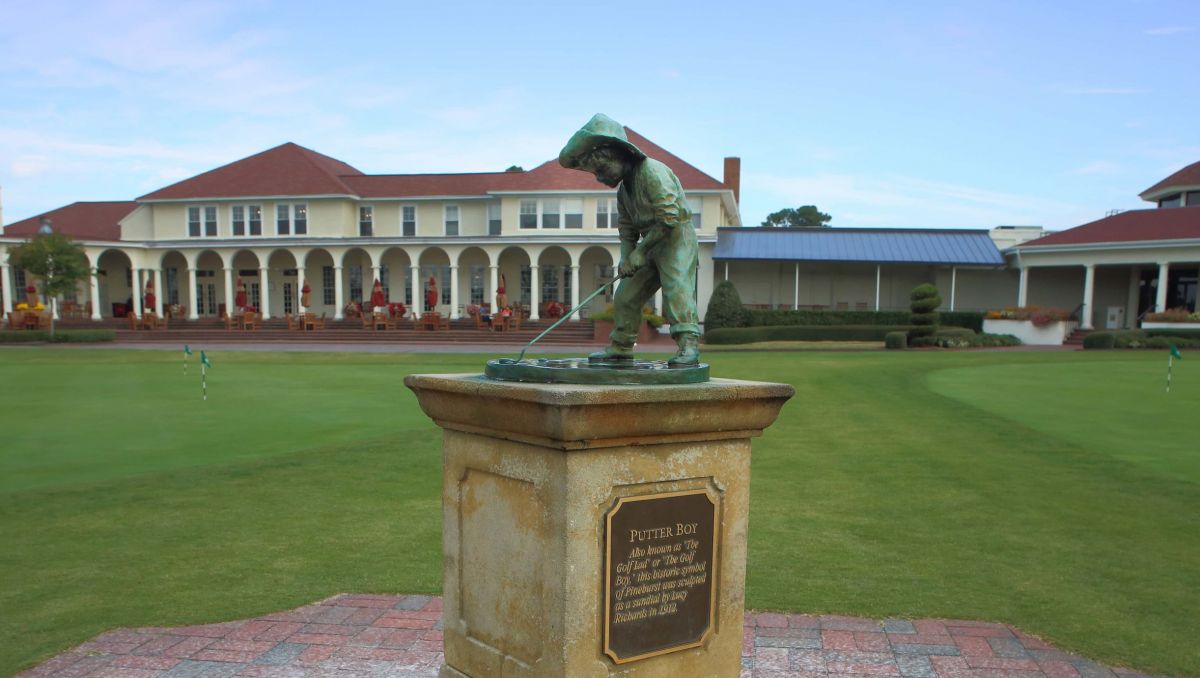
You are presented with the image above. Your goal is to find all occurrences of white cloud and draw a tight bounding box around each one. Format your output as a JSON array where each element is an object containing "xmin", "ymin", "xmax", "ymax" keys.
[
  {"xmin": 1063, "ymin": 87, "xmax": 1149, "ymax": 95},
  {"xmin": 10, "ymin": 157, "xmax": 52, "ymax": 178},
  {"xmin": 1071, "ymin": 161, "xmax": 1121, "ymax": 176},
  {"xmin": 1143, "ymin": 26, "xmax": 1196, "ymax": 35}
]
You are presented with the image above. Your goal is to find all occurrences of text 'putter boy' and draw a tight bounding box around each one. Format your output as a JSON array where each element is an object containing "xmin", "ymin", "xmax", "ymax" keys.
[{"xmin": 559, "ymin": 113, "xmax": 701, "ymax": 366}]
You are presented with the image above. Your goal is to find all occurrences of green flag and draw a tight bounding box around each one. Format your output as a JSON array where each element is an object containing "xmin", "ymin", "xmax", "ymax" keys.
[
  {"xmin": 184, "ymin": 345, "xmax": 192, "ymax": 356},
  {"xmin": 200, "ymin": 351, "xmax": 212, "ymax": 368},
  {"xmin": 1171, "ymin": 345, "xmax": 1183, "ymax": 360}
]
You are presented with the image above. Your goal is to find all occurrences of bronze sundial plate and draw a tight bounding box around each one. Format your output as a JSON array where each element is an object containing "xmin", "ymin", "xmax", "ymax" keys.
[
  {"xmin": 603, "ymin": 489, "xmax": 718, "ymax": 664},
  {"xmin": 484, "ymin": 358, "xmax": 709, "ymax": 385}
]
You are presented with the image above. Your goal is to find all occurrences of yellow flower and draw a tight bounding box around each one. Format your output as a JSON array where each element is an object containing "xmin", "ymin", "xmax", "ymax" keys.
[{"xmin": 16, "ymin": 303, "xmax": 28, "ymax": 311}]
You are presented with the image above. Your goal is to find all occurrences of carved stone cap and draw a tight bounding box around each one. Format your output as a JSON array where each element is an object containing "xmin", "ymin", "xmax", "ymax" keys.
[{"xmin": 404, "ymin": 374, "xmax": 794, "ymax": 450}]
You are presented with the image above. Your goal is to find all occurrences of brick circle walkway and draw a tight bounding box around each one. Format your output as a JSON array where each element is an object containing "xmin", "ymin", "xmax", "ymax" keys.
[{"xmin": 17, "ymin": 594, "xmax": 1159, "ymax": 677}]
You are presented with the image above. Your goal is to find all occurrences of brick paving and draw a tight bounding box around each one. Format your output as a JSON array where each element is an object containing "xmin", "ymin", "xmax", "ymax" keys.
[{"xmin": 17, "ymin": 594, "xmax": 1160, "ymax": 677}]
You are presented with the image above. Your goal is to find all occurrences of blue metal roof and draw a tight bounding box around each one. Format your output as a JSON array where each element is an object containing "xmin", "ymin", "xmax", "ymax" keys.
[{"xmin": 713, "ymin": 227, "xmax": 1005, "ymax": 266}]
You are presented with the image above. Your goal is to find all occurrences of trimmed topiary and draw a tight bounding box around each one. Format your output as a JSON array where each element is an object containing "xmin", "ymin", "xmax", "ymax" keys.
[
  {"xmin": 704, "ymin": 280, "xmax": 750, "ymax": 332},
  {"xmin": 884, "ymin": 331, "xmax": 908, "ymax": 350},
  {"xmin": 908, "ymin": 283, "xmax": 942, "ymax": 340}
]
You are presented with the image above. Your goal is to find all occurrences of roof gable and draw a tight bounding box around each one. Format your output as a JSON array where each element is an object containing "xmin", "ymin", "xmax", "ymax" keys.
[
  {"xmin": 1140, "ymin": 160, "xmax": 1200, "ymax": 201},
  {"xmin": 3, "ymin": 201, "xmax": 138, "ymax": 242},
  {"xmin": 713, "ymin": 227, "xmax": 1004, "ymax": 266},
  {"xmin": 138, "ymin": 143, "xmax": 363, "ymax": 201},
  {"xmin": 1018, "ymin": 208, "xmax": 1200, "ymax": 247}
]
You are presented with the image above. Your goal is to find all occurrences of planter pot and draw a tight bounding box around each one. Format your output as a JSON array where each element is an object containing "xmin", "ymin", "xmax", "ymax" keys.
[
  {"xmin": 592, "ymin": 319, "xmax": 667, "ymax": 345},
  {"xmin": 1142, "ymin": 321, "xmax": 1200, "ymax": 333},
  {"xmin": 982, "ymin": 318, "xmax": 1077, "ymax": 345}
]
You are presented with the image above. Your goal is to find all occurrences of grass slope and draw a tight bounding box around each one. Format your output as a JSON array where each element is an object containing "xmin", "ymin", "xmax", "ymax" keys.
[{"xmin": 0, "ymin": 348, "xmax": 1196, "ymax": 676}]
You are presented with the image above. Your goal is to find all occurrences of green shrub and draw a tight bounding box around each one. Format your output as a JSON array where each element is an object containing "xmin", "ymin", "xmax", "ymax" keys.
[
  {"xmin": 0, "ymin": 330, "xmax": 115, "ymax": 343},
  {"xmin": 704, "ymin": 280, "xmax": 749, "ymax": 331},
  {"xmin": 908, "ymin": 284, "xmax": 942, "ymax": 340},
  {"xmin": 744, "ymin": 308, "xmax": 984, "ymax": 330},
  {"xmin": 884, "ymin": 331, "xmax": 908, "ymax": 349},
  {"xmin": 704, "ymin": 325, "xmax": 913, "ymax": 344},
  {"xmin": 936, "ymin": 327, "xmax": 976, "ymax": 337},
  {"xmin": 909, "ymin": 331, "xmax": 1021, "ymax": 349},
  {"xmin": 1083, "ymin": 332, "xmax": 1116, "ymax": 349},
  {"xmin": 590, "ymin": 304, "xmax": 665, "ymax": 329},
  {"xmin": 940, "ymin": 311, "xmax": 984, "ymax": 332}
]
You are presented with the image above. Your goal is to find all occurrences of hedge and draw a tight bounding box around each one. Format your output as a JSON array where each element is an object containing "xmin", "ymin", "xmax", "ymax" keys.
[
  {"xmin": 884, "ymin": 331, "xmax": 907, "ymax": 349},
  {"xmin": 704, "ymin": 325, "xmax": 913, "ymax": 344},
  {"xmin": 0, "ymin": 330, "xmax": 116, "ymax": 343},
  {"xmin": 743, "ymin": 309, "xmax": 983, "ymax": 331},
  {"xmin": 1083, "ymin": 330, "xmax": 1200, "ymax": 350},
  {"xmin": 910, "ymin": 332, "xmax": 1021, "ymax": 348}
]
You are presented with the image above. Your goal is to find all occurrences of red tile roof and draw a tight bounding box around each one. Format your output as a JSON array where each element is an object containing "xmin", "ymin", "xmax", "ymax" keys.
[
  {"xmin": 4, "ymin": 201, "xmax": 138, "ymax": 242},
  {"xmin": 139, "ymin": 131, "xmax": 727, "ymax": 201},
  {"xmin": 1018, "ymin": 207, "xmax": 1200, "ymax": 247},
  {"xmin": 1140, "ymin": 159, "xmax": 1200, "ymax": 201},
  {"xmin": 138, "ymin": 142, "xmax": 363, "ymax": 201}
]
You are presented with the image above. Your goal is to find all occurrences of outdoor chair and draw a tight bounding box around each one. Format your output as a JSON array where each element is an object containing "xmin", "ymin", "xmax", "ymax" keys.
[
  {"xmin": 7, "ymin": 311, "xmax": 22, "ymax": 330},
  {"xmin": 128, "ymin": 312, "xmax": 141, "ymax": 330},
  {"xmin": 286, "ymin": 313, "xmax": 301, "ymax": 331},
  {"xmin": 468, "ymin": 307, "xmax": 489, "ymax": 330},
  {"xmin": 242, "ymin": 312, "xmax": 257, "ymax": 331}
]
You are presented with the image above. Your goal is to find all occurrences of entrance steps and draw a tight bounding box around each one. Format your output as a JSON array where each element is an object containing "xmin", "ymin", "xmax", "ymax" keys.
[{"xmin": 1064, "ymin": 328, "xmax": 1093, "ymax": 347}]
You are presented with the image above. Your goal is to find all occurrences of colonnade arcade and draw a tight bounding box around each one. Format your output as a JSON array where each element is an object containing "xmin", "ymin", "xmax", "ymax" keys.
[
  {"xmin": 1017, "ymin": 259, "xmax": 1200, "ymax": 330},
  {"xmin": 30, "ymin": 243, "xmax": 622, "ymax": 322}
]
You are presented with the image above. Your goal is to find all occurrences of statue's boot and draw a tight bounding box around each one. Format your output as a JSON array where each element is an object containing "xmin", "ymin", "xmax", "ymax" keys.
[
  {"xmin": 589, "ymin": 342, "xmax": 635, "ymax": 362},
  {"xmin": 667, "ymin": 332, "xmax": 701, "ymax": 366}
]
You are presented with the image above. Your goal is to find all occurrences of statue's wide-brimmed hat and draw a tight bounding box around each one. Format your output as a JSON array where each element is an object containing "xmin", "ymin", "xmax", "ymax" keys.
[{"xmin": 559, "ymin": 113, "xmax": 646, "ymax": 169}]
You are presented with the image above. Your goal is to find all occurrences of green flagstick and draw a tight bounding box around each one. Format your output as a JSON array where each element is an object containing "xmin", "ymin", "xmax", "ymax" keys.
[
  {"xmin": 1167, "ymin": 345, "xmax": 1182, "ymax": 393},
  {"xmin": 200, "ymin": 350, "xmax": 212, "ymax": 401},
  {"xmin": 184, "ymin": 344, "xmax": 192, "ymax": 375}
]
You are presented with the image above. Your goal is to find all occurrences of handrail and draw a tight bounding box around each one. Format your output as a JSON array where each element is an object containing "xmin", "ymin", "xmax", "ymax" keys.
[{"xmin": 1068, "ymin": 303, "xmax": 1084, "ymax": 322}]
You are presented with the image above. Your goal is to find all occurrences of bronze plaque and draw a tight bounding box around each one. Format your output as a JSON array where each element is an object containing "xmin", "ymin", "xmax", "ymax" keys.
[{"xmin": 604, "ymin": 489, "xmax": 717, "ymax": 664}]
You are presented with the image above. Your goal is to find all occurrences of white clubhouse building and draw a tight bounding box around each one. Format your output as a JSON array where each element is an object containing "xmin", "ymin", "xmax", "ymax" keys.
[{"xmin": 3, "ymin": 133, "xmax": 1198, "ymax": 332}]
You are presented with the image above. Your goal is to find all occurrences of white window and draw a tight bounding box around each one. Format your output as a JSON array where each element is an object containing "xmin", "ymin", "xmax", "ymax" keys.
[
  {"xmin": 564, "ymin": 199, "xmax": 583, "ymax": 228},
  {"xmin": 596, "ymin": 198, "xmax": 619, "ymax": 228},
  {"xmin": 520, "ymin": 200, "xmax": 538, "ymax": 229},
  {"xmin": 231, "ymin": 204, "xmax": 262, "ymax": 236},
  {"xmin": 187, "ymin": 206, "xmax": 217, "ymax": 237},
  {"xmin": 359, "ymin": 206, "xmax": 373, "ymax": 236},
  {"xmin": 542, "ymin": 200, "xmax": 560, "ymax": 229},
  {"xmin": 402, "ymin": 205, "xmax": 417, "ymax": 236},
  {"xmin": 276, "ymin": 203, "xmax": 307, "ymax": 235},
  {"xmin": 487, "ymin": 202, "xmax": 502, "ymax": 235},
  {"xmin": 688, "ymin": 196, "xmax": 703, "ymax": 229},
  {"xmin": 444, "ymin": 205, "xmax": 460, "ymax": 236}
]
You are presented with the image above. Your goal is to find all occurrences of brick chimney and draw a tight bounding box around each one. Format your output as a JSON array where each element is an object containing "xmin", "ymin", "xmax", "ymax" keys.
[{"xmin": 723, "ymin": 157, "xmax": 741, "ymax": 205}]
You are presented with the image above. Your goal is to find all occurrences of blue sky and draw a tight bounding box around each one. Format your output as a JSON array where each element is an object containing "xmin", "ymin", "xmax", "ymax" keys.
[{"xmin": 1, "ymin": 0, "xmax": 1197, "ymax": 231}]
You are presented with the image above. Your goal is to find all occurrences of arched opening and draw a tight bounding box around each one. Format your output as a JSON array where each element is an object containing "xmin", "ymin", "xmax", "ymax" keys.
[
  {"xmin": 457, "ymin": 246, "xmax": 491, "ymax": 310},
  {"xmin": 95, "ymin": 249, "xmax": 134, "ymax": 318},
  {"xmin": 537, "ymin": 246, "xmax": 572, "ymax": 317},
  {"xmin": 230, "ymin": 250, "xmax": 262, "ymax": 313},
  {"xmin": 380, "ymin": 247, "xmax": 414, "ymax": 308},
  {"xmin": 193, "ymin": 251, "xmax": 225, "ymax": 317},
  {"xmin": 342, "ymin": 247, "xmax": 373, "ymax": 314},
  {"xmin": 159, "ymin": 251, "xmax": 189, "ymax": 318},
  {"xmin": 579, "ymin": 246, "xmax": 617, "ymax": 317},
  {"xmin": 497, "ymin": 246, "xmax": 531, "ymax": 314},
  {"xmin": 267, "ymin": 250, "xmax": 300, "ymax": 317},
  {"xmin": 418, "ymin": 247, "xmax": 451, "ymax": 314},
  {"xmin": 303, "ymin": 249, "xmax": 336, "ymax": 316}
]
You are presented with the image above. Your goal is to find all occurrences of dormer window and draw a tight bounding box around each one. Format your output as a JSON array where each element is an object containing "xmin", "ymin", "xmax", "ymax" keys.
[{"xmin": 187, "ymin": 206, "xmax": 217, "ymax": 237}]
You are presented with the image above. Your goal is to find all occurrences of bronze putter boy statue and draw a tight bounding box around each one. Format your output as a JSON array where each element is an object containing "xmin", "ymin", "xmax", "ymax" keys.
[{"xmin": 559, "ymin": 113, "xmax": 701, "ymax": 366}]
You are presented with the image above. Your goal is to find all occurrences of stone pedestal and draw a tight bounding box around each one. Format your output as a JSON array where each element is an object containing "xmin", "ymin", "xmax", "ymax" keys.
[{"xmin": 405, "ymin": 374, "xmax": 793, "ymax": 678}]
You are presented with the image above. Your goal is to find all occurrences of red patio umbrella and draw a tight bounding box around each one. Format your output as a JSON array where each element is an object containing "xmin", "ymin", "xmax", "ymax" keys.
[
  {"xmin": 234, "ymin": 277, "xmax": 248, "ymax": 309},
  {"xmin": 25, "ymin": 284, "xmax": 38, "ymax": 307},
  {"xmin": 300, "ymin": 281, "xmax": 312, "ymax": 308},
  {"xmin": 370, "ymin": 279, "xmax": 387, "ymax": 310}
]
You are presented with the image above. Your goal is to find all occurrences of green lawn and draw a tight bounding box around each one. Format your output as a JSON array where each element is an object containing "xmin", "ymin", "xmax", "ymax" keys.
[{"xmin": 1, "ymin": 348, "xmax": 1197, "ymax": 676}]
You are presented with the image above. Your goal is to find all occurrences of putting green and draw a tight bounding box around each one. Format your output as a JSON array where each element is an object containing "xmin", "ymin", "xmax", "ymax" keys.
[{"xmin": 927, "ymin": 359, "xmax": 1200, "ymax": 484}]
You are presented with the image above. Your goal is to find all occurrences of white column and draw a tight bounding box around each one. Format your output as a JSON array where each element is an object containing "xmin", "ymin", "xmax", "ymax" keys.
[
  {"xmin": 1155, "ymin": 262, "xmax": 1170, "ymax": 312},
  {"xmin": 449, "ymin": 265, "xmax": 460, "ymax": 319},
  {"xmin": 89, "ymin": 268, "xmax": 101, "ymax": 320},
  {"xmin": 569, "ymin": 265, "xmax": 580, "ymax": 321},
  {"xmin": 0, "ymin": 263, "xmax": 12, "ymax": 316},
  {"xmin": 1081, "ymin": 264, "xmax": 1096, "ymax": 330},
  {"xmin": 489, "ymin": 266, "xmax": 499, "ymax": 310},
  {"xmin": 411, "ymin": 266, "xmax": 421, "ymax": 314},
  {"xmin": 259, "ymin": 267, "xmax": 271, "ymax": 319},
  {"xmin": 223, "ymin": 267, "xmax": 234, "ymax": 317},
  {"xmin": 529, "ymin": 265, "xmax": 540, "ymax": 321},
  {"xmin": 153, "ymin": 269, "xmax": 164, "ymax": 316},
  {"xmin": 131, "ymin": 268, "xmax": 143, "ymax": 317},
  {"xmin": 188, "ymin": 268, "xmax": 199, "ymax": 319},
  {"xmin": 1126, "ymin": 267, "xmax": 1140, "ymax": 329},
  {"xmin": 793, "ymin": 263, "xmax": 799, "ymax": 310},
  {"xmin": 296, "ymin": 267, "xmax": 307, "ymax": 314},
  {"xmin": 874, "ymin": 265, "xmax": 882, "ymax": 311},
  {"xmin": 1018, "ymin": 267, "xmax": 1029, "ymax": 307},
  {"xmin": 333, "ymin": 266, "xmax": 344, "ymax": 319},
  {"xmin": 949, "ymin": 267, "xmax": 958, "ymax": 312},
  {"xmin": 654, "ymin": 289, "xmax": 663, "ymax": 316},
  {"xmin": 723, "ymin": 262, "xmax": 729, "ymax": 281},
  {"xmin": 371, "ymin": 265, "xmax": 382, "ymax": 310}
]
